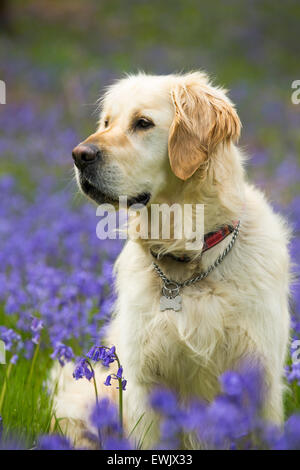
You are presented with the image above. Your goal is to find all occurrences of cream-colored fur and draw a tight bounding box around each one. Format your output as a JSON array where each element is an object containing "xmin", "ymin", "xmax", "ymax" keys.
[{"xmin": 52, "ymin": 72, "xmax": 291, "ymax": 449}]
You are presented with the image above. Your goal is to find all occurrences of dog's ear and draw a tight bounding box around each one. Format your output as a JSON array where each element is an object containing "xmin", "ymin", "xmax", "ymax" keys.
[{"xmin": 168, "ymin": 74, "xmax": 241, "ymax": 180}]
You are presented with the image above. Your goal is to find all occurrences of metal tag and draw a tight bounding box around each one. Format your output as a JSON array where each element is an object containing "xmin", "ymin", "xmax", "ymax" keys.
[{"xmin": 160, "ymin": 295, "xmax": 182, "ymax": 312}]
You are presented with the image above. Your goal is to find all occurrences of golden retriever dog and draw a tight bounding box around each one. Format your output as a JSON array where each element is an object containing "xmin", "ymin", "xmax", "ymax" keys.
[{"xmin": 52, "ymin": 72, "xmax": 291, "ymax": 449}]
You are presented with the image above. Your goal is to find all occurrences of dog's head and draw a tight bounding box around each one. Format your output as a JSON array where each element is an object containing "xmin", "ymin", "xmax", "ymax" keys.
[{"xmin": 72, "ymin": 72, "xmax": 241, "ymax": 206}]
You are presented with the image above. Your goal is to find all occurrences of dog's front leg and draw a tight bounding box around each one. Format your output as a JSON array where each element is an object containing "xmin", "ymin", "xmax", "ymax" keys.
[{"xmin": 123, "ymin": 379, "xmax": 160, "ymax": 449}]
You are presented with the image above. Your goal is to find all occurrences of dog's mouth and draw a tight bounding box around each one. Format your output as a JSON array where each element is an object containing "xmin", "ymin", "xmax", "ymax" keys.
[
  {"xmin": 80, "ymin": 177, "xmax": 151, "ymax": 208},
  {"xmin": 80, "ymin": 178, "xmax": 110, "ymax": 205},
  {"xmin": 127, "ymin": 192, "xmax": 151, "ymax": 206}
]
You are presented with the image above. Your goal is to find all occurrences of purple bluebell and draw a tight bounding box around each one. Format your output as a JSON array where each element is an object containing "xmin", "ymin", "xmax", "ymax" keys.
[
  {"xmin": 90, "ymin": 398, "xmax": 120, "ymax": 434},
  {"xmin": 51, "ymin": 342, "xmax": 74, "ymax": 367},
  {"xmin": 104, "ymin": 375, "xmax": 112, "ymax": 386},
  {"xmin": 37, "ymin": 434, "xmax": 73, "ymax": 450},
  {"xmin": 73, "ymin": 358, "xmax": 94, "ymax": 381}
]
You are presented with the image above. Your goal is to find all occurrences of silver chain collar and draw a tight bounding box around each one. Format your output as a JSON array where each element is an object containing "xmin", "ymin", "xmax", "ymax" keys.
[{"xmin": 153, "ymin": 220, "xmax": 240, "ymax": 309}]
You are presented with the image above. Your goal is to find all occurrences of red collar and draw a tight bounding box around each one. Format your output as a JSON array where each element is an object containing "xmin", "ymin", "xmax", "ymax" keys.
[{"xmin": 150, "ymin": 220, "xmax": 240, "ymax": 263}]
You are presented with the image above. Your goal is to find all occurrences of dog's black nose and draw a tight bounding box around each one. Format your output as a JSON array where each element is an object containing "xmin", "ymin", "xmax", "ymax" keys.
[{"xmin": 72, "ymin": 144, "xmax": 101, "ymax": 169}]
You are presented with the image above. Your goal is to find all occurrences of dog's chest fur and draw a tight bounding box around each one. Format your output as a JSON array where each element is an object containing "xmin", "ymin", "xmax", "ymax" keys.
[
  {"xmin": 107, "ymin": 186, "xmax": 291, "ymax": 404},
  {"xmin": 110, "ymin": 239, "xmax": 251, "ymax": 400}
]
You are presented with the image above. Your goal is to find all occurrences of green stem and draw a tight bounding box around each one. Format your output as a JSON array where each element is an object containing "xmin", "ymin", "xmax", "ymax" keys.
[
  {"xmin": 27, "ymin": 338, "xmax": 40, "ymax": 386},
  {"xmin": 86, "ymin": 359, "xmax": 98, "ymax": 404},
  {"xmin": 118, "ymin": 378, "xmax": 123, "ymax": 434},
  {"xmin": 114, "ymin": 351, "xmax": 123, "ymax": 434},
  {"xmin": 0, "ymin": 362, "xmax": 13, "ymax": 414},
  {"xmin": 85, "ymin": 359, "xmax": 101, "ymax": 446},
  {"xmin": 88, "ymin": 347, "xmax": 124, "ymax": 441}
]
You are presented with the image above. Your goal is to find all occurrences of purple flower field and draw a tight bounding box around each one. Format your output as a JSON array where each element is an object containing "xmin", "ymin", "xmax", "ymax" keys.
[{"xmin": 0, "ymin": 0, "xmax": 300, "ymax": 450}]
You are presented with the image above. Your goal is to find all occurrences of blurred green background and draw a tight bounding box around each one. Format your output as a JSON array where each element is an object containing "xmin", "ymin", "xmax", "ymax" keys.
[{"xmin": 1, "ymin": 0, "xmax": 300, "ymax": 179}]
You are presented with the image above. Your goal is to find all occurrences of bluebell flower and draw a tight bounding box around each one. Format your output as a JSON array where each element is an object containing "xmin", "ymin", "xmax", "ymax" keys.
[
  {"xmin": 51, "ymin": 342, "xmax": 74, "ymax": 367},
  {"xmin": 90, "ymin": 398, "xmax": 120, "ymax": 434},
  {"xmin": 104, "ymin": 375, "xmax": 112, "ymax": 386},
  {"xmin": 0, "ymin": 327, "xmax": 21, "ymax": 351},
  {"xmin": 150, "ymin": 388, "xmax": 178, "ymax": 417},
  {"xmin": 220, "ymin": 371, "xmax": 243, "ymax": 398},
  {"xmin": 73, "ymin": 358, "xmax": 94, "ymax": 381},
  {"xmin": 37, "ymin": 434, "xmax": 73, "ymax": 450},
  {"xmin": 104, "ymin": 436, "xmax": 132, "ymax": 450},
  {"xmin": 121, "ymin": 379, "xmax": 127, "ymax": 391},
  {"xmin": 87, "ymin": 345, "xmax": 108, "ymax": 362},
  {"xmin": 10, "ymin": 354, "xmax": 18, "ymax": 364},
  {"xmin": 31, "ymin": 317, "xmax": 43, "ymax": 333},
  {"xmin": 273, "ymin": 415, "xmax": 300, "ymax": 450},
  {"xmin": 199, "ymin": 395, "xmax": 250, "ymax": 448}
]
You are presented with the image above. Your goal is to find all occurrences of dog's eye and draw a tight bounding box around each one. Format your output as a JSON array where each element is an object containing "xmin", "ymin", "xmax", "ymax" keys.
[
  {"xmin": 104, "ymin": 120, "xmax": 109, "ymax": 128},
  {"xmin": 134, "ymin": 118, "xmax": 154, "ymax": 130}
]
